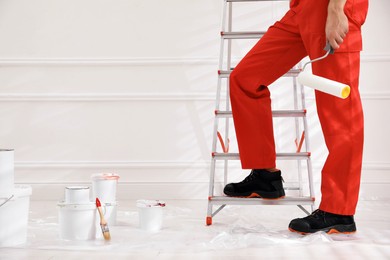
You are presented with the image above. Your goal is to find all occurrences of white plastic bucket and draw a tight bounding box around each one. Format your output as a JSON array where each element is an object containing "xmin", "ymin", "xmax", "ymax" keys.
[
  {"xmin": 58, "ymin": 202, "xmax": 97, "ymax": 240},
  {"xmin": 0, "ymin": 185, "xmax": 32, "ymax": 247},
  {"xmin": 91, "ymin": 173, "xmax": 119, "ymax": 203},
  {"xmin": 65, "ymin": 186, "xmax": 90, "ymax": 204},
  {"xmin": 137, "ymin": 200, "xmax": 165, "ymax": 233},
  {"xmin": 0, "ymin": 149, "xmax": 14, "ymax": 196}
]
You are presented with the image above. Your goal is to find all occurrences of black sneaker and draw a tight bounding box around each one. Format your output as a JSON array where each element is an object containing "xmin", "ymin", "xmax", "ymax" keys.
[
  {"xmin": 223, "ymin": 169, "xmax": 285, "ymax": 199},
  {"xmin": 288, "ymin": 209, "xmax": 357, "ymax": 234}
]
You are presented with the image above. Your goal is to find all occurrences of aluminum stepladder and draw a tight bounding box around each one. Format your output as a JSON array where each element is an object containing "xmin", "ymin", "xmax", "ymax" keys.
[{"xmin": 206, "ymin": 0, "xmax": 315, "ymax": 226}]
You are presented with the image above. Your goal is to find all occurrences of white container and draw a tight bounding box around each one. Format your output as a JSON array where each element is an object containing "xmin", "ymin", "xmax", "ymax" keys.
[
  {"xmin": 0, "ymin": 149, "xmax": 14, "ymax": 196},
  {"xmin": 58, "ymin": 202, "xmax": 97, "ymax": 240},
  {"xmin": 0, "ymin": 185, "xmax": 32, "ymax": 247},
  {"xmin": 91, "ymin": 173, "xmax": 119, "ymax": 203},
  {"xmin": 137, "ymin": 200, "xmax": 166, "ymax": 233},
  {"xmin": 65, "ymin": 186, "xmax": 91, "ymax": 204}
]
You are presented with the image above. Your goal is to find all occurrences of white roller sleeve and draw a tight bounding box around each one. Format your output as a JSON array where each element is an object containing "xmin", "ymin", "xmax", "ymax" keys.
[{"xmin": 297, "ymin": 70, "xmax": 350, "ymax": 99}]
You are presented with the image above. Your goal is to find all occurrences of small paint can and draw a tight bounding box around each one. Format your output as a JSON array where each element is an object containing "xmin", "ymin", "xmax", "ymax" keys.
[{"xmin": 137, "ymin": 200, "xmax": 166, "ymax": 233}]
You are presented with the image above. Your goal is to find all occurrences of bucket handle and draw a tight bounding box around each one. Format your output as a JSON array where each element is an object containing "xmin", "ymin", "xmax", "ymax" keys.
[
  {"xmin": 101, "ymin": 203, "xmax": 115, "ymax": 215},
  {"xmin": 0, "ymin": 195, "xmax": 14, "ymax": 208}
]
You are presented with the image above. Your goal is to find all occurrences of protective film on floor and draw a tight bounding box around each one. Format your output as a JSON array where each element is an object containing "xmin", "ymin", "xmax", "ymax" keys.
[{"xmin": 1, "ymin": 200, "xmax": 390, "ymax": 259}]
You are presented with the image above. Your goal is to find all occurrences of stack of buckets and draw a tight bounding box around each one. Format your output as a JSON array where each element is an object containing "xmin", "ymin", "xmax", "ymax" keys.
[
  {"xmin": 0, "ymin": 149, "xmax": 32, "ymax": 247},
  {"xmin": 57, "ymin": 173, "xmax": 119, "ymax": 240},
  {"xmin": 57, "ymin": 186, "xmax": 97, "ymax": 240},
  {"xmin": 91, "ymin": 173, "xmax": 119, "ymax": 227}
]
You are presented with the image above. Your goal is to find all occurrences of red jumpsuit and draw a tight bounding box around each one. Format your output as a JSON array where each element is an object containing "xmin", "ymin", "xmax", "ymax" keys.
[{"xmin": 230, "ymin": 0, "xmax": 368, "ymax": 215}]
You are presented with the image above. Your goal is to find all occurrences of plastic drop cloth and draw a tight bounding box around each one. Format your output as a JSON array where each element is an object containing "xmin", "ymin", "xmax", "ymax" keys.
[{"xmin": 3, "ymin": 200, "xmax": 389, "ymax": 258}]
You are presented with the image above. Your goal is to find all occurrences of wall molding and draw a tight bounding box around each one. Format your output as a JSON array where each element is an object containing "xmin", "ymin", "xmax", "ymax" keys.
[
  {"xmin": 15, "ymin": 160, "xmax": 390, "ymax": 171},
  {"xmin": 0, "ymin": 54, "xmax": 388, "ymax": 66},
  {"xmin": 15, "ymin": 160, "xmax": 210, "ymax": 169},
  {"xmin": 0, "ymin": 93, "xmax": 221, "ymax": 102},
  {"xmin": 0, "ymin": 92, "xmax": 389, "ymax": 101},
  {"xmin": 361, "ymin": 54, "xmax": 390, "ymax": 63},
  {"xmin": 0, "ymin": 57, "xmax": 219, "ymax": 66}
]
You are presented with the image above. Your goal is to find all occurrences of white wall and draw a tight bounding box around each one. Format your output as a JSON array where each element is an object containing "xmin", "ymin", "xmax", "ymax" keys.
[{"xmin": 0, "ymin": 0, "xmax": 388, "ymax": 202}]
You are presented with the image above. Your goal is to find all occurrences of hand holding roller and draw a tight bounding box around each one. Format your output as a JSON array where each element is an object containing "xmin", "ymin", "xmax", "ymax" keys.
[{"xmin": 297, "ymin": 44, "xmax": 351, "ymax": 99}]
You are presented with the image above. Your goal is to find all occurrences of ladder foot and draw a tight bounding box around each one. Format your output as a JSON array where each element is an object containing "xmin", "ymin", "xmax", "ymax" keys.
[{"xmin": 206, "ymin": 216, "xmax": 213, "ymax": 226}]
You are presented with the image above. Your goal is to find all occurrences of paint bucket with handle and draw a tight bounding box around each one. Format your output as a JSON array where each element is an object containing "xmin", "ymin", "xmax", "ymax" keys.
[{"xmin": 0, "ymin": 185, "xmax": 32, "ymax": 247}]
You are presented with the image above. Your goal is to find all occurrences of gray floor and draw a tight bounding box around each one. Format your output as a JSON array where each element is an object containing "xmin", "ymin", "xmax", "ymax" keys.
[{"xmin": 1, "ymin": 200, "xmax": 390, "ymax": 259}]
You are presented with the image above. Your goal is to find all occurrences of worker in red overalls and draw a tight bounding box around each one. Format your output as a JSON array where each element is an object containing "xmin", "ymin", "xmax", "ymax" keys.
[{"xmin": 223, "ymin": 0, "xmax": 369, "ymax": 234}]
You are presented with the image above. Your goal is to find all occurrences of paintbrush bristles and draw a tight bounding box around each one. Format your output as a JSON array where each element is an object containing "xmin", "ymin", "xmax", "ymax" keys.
[{"xmin": 96, "ymin": 197, "xmax": 101, "ymax": 207}]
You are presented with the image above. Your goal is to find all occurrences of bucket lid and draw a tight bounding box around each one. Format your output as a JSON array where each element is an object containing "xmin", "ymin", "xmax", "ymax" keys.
[
  {"xmin": 137, "ymin": 199, "xmax": 165, "ymax": 208},
  {"xmin": 0, "ymin": 148, "xmax": 14, "ymax": 152},
  {"xmin": 91, "ymin": 173, "xmax": 120, "ymax": 181},
  {"xmin": 57, "ymin": 201, "xmax": 96, "ymax": 209},
  {"xmin": 65, "ymin": 186, "xmax": 90, "ymax": 190}
]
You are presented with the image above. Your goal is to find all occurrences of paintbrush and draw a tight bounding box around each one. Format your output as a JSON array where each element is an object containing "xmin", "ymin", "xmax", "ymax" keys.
[{"xmin": 96, "ymin": 197, "xmax": 111, "ymax": 240}]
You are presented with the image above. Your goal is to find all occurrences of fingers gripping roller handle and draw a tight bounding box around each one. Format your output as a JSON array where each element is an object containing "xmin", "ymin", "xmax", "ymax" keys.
[{"xmin": 298, "ymin": 43, "xmax": 351, "ymax": 99}]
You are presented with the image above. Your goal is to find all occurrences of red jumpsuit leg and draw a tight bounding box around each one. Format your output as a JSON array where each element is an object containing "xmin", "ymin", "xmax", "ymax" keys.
[
  {"xmin": 297, "ymin": 0, "xmax": 368, "ymax": 215},
  {"xmin": 230, "ymin": 10, "xmax": 307, "ymax": 169},
  {"xmin": 314, "ymin": 52, "xmax": 364, "ymax": 216}
]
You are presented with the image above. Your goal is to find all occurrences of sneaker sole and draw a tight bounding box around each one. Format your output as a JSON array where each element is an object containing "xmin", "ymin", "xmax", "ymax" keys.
[{"xmin": 288, "ymin": 224, "xmax": 357, "ymax": 235}]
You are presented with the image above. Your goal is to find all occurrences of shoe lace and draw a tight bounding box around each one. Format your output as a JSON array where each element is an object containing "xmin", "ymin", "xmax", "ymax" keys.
[
  {"xmin": 308, "ymin": 209, "xmax": 327, "ymax": 221},
  {"xmin": 242, "ymin": 170, "xmax": 258, "ymax": 183},
  {"xmin": 242, "ymin": 170, "xmax": 284, "ymax": 183}
]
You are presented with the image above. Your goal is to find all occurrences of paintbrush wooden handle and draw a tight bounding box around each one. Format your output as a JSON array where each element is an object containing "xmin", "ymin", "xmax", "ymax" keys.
[{"xmin": 96, "ymin": 198, "xmax": 111, "ymax": 240}]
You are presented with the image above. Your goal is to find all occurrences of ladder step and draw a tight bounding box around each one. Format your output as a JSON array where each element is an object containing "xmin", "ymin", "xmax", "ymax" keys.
[
  {"xmin": 221, "ymin": 31, "xmax": 266, "ymax": 39},
  {"xmin": 215, "ymin": 109, "xmax": 306, "ymax": 118},
  {"xmin": 212, "ymin": 152, "xmax": 310, "ymax": 160},
  {"xmin": 209, "ymin": 196, "xmax": 315, "ymax": 206},
  {"xmin": 218, "ymin": 68, "xmax": 301, "ymax": 78}
]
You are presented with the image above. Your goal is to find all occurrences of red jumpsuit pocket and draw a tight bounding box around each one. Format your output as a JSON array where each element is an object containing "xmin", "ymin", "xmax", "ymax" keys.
[
  {"xmin": 344, "ymin": 0, "xmax": 369, "ymax": 27},
  {"xmin": 335, "ymin": 30, "xmax": 362, "ymax": 53}
]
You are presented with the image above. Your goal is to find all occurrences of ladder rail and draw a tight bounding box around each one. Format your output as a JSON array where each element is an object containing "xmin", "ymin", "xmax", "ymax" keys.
[
  {"xmin": 207, "ymin": 0, "xmax": 229, "ymax": 222},
  {"xmin": 292, "ymin": 70, "xmax": 304, "ymax": 197},
  {"xmin": 301, "ymin": 83, "xmax": 315, "ymax": 206},
  {"xmin": 223, "ymin": 1, "xmax": 234, "ymax": 187}
]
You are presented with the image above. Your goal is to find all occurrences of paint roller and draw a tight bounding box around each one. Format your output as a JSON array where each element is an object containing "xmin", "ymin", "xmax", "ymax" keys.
[{"xmin": 297, "ymin": 44, "xmax": 351, "ymax": 99}]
